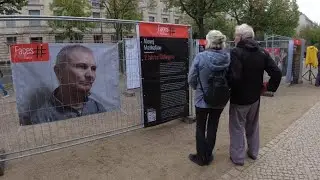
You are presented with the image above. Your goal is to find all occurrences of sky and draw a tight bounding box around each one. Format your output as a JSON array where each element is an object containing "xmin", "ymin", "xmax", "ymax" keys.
[{"xmin": 296, "ymin": 0, "xmax": 320, "ymax": 24}]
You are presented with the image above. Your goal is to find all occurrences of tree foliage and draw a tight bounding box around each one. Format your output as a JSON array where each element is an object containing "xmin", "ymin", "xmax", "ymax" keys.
[
  {"xmin": 224, "ymin": 0, "xmax": 300, "ymax": 37},
  {"xmin": 163, "ymin": 0, "xmax": 226, "ymax": 38},
  {"xmin": 205, "ymin": 13, "xmax": 236, "ymax": 40},
  {"xmin": 299, "ymin": 26, "xmax": 320, "ymax": 46},
  {"xmin": 49, "ymin": 0, "xmax": 94, "ymax": 42},
  {"xmin": 188, "ymin": 13, "xmax": 236, "ymax": 40},
  {"xmin": 266, "ymin": 0, "xmax": 300, "ymax": 36},
  {"xmin": 0, "ymin": 0, "xmax": 27, "ymax": 14},
  {"xmin": 102, "ymin": 0, "xmax": 142, "ymax": 20},
  {"xmin": 101, "ymin": 0, "xmax": 144, "ymax": 40}
]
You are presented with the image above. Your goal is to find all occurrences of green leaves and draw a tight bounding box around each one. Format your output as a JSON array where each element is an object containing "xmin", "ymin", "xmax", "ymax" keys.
[
  {"xmin": 50, "ymin": 0, "xmax": 92, "ymax": 17},
  {"xmin": 265, "ymin": 0, "xmax": 300, "ymax": 36},
  {"xmin": 101, "ymin": 0, "xmax": 144, "ymax": 40},
  {"xmin": 179, "ymin": 0, "xmax": 300, "ymax": 39},
  {"xmin": 299, "ymin": 26, "xmax": 320, "ymax": 46},
  {"xmin": 163, "ymin": 0, "xmax": 223, "ymax": 38},
  {"xmin": 0, "ymin": 0, "xmax": 27, "ymax": 14},
  {"xmin": 225, "ymin": 0, "xmax": 300, "ymax": 37},
  {"xmin": 48, "ymin": 0, "xmax": 94, "ymax": 42}
]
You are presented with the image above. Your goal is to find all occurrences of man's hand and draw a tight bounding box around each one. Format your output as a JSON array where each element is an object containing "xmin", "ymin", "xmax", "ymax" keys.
[
  {"xmin": 261, "ymin": 82, "xmax": 268, "ymax": 94},
  {"xmin": 261, "ymin": 82, "xmax": 275, "ymax": 97}
]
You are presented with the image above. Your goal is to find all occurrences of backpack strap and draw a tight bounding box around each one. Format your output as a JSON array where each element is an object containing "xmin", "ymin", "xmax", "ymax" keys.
[{"xmin": 196, "ymin": 59, "xmax": 206, "ymax": 95}]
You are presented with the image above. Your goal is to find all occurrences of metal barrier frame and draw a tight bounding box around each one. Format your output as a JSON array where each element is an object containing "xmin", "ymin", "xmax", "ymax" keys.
[
  {"xmin": 0, "ymin": 15, "xmax": 194, "ymax": 176},
  {"xmin": 0, "ymin": 15, "xmax": 146, "ymax": 167}
]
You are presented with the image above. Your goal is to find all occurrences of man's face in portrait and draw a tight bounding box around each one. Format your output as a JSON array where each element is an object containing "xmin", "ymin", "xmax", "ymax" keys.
[{"xmin": 55, "ymin": 50, "xmax": 97, "ymax": 93}]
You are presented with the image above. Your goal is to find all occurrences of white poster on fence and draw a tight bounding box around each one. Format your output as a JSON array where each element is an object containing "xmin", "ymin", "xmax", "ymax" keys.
[
  {"xmin": 125, "ymin": 38, "xmax": 140, "ymax": 89},
  {"xmin": 10, "ymin": 43, "xmax": 120, "ymax": 126}
]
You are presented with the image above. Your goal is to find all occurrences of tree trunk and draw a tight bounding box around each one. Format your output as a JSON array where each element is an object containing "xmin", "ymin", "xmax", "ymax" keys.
[
  {"xmin": 115, "ymin": 24, "xmax": 124, "ymax": 74},
  {"xmin": 198, "ymin": 18, "xmax": 205, "ymax": 39},
  {"xmin": 115, "ymin": 24, "xmax": 123, "ymax": 41},
  {"xmin": 69, "ymin": 36, "xmax": 74, "ymax": 43}
]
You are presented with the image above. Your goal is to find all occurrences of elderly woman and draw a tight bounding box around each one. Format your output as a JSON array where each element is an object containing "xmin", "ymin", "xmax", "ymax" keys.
[{"xmin": 188, "ymin": 30, "xmax": 230, "ymax": 166}]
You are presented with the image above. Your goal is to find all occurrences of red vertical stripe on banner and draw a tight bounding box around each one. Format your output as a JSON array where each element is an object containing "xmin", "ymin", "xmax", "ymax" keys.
[
  {"xmin": 294, "ymin": 39, "xmax": 301, "ymax": 45},
  {"xmin": 139, "ymin": 22, "xmax": 189, "ymax": 38},
  {"xmin": 199, "ymin": 39, "xmax": 206, "ymax": 46},
  {"xmin": 10, "ymin": 43, "xmax": 50, "ymax": 63},
  {"xmin": 264, "ymin": 48, "xmax": 281, "ymax": 56}
]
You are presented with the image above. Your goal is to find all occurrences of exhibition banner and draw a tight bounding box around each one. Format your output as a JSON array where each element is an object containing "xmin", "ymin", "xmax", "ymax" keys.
[
  {"xmin": 196, "ymin": 40, "xmax": 289, "ymax": 77},
  {"xmin": 11, "ymin": 43, "xmax": 120, "ymax": 125},
  {"xmin": 125, "ymin": 38, "xmax": 141, "ymax": 89},
  {"xmin": 139, "ymin": 22, "xmax": 190, "ymax": 127},
  {"xmin": 198, "ymin": 39, "xmax": 206, "ymax": 53}
]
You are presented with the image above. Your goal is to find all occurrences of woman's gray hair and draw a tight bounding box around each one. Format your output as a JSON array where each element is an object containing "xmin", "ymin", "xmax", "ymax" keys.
[
  {"xmin": 205, "ymin": 30, "xmax": 227, "ymax": 50},
  {"xmin": 235, "ymin": 24, "xmax": 255, "ymax": 39}
]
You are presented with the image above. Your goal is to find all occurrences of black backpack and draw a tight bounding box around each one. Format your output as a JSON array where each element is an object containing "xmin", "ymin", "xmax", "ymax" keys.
[{"xmin": 197, "ymin": 66, "xmax": 230, "ymax": 107}]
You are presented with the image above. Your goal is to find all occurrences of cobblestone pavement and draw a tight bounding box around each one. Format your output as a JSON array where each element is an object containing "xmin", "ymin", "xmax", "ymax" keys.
[{"xmin": 220, "ymin": 102, "xmax": 320, "ymax": 180}]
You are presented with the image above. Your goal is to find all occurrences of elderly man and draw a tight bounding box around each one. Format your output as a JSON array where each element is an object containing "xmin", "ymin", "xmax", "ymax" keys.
[
  {"xmin": 31, "ymin": 44, "xmax": 106, "ymax": 124},
  {"xmin": 228, "ymin": 24, "xmax": 282, "ymax": 166}
]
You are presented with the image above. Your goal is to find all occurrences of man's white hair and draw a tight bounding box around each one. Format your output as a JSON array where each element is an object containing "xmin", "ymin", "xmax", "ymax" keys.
[
  {"xmin": 205, "ymin": 30, "xmax": 227, "ymax": 49},
  {"xmin": 235, "ymin": 24, "xmax": 255, "ymax": 39}
]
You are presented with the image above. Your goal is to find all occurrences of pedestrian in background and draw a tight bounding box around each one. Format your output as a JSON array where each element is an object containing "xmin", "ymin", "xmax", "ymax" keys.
[
  {"xmin": 0, "ymin": 69, "xmax": 9, "ymax": 98},
  {"xmin": 188, "ymin": 30, "xmax": 230, "ymax": 166},
  {"xmin": 315, "ymin": 51, "xmax": 320, "ymax": 86},
  {"xmin": 228, "ymin": 24, "xmax": 282, "ymax": 166}
]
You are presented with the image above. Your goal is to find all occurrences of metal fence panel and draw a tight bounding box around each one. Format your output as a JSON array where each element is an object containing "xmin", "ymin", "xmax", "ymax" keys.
[
  {"xmin": 227, "ymin": 40, "xmax": 291, "ymax": 77},
  {"xmin": 0, "ymin": 16, "xmax": 144, "ymax": 162},
  {"xmin": 188, "ymin": 38, "xmax": 293, "ymax": 118}
]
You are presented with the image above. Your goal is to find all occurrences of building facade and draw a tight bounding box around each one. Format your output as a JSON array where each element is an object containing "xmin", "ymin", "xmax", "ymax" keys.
[
  {"xmin": 0, "ymin": 0, "xmax": 184, "ymax": 62},
  {"xmin": 139, "ymin": 0, "xmax": 182, "ymax": 24},
  {"xmin": 296, "ymin": 13, "xmax": 317, "ymax": 33}
]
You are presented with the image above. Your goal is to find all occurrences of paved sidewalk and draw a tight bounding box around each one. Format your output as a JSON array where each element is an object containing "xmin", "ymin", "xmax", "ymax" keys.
[{"xmin": 220, "ymin": 102, "xmax": 320, "ymax": 180}]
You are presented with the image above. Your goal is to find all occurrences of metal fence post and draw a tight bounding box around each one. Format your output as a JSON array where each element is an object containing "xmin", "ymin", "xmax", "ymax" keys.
[
  {"xmin": 183, "ymin": 26, "xmax": 196, "ymax": 124},
  {"xmin": 0, "ymin": 149, "xmax": 5, "ymax": 176},
  {"xmin": 135, "ymin": 23, "xmax": 145, "ymax": 126}
]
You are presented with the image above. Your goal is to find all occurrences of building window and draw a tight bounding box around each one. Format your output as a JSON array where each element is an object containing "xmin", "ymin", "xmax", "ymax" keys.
[
  {"xmin": 162, "ymin": 6, "xmax": 169, "ymax": 13},
  {"xmin": 91, "ymin": 0, "xmax": 101, "ymax": 8},
  {"xmin": 148, "ymin": 16, "xmax": 155, "ymax": 22},
  {"xmin": 29, "ymin": 10, "xmax": 41, "ymax": 26},
  {"xmin": 55, "ymin": 35, "xmax": 64, "ymax": 43},
  {"xmin": 70, "ymin": 34, "xmax": 83, "ymax": 43},
  {"xmin": 92, "ymin": 12, "xmax": 101, "ymax": 18},
  {"xmin": 30, "ymin": 37, "xmax": 43, "ymax": 43},
  {"xmin": 175, "ymin": 19, "xmax": 179, "ymax": 24},
  {"xmin": 6, "ymin": 11, "xmax": 16, "ymax": 27},
  {"xmin": 5, "ymin": 37, "xmax": 17, "ymax": 53},
  {"xmin": 92, "ymin": 12, "xmax": 102, "ymax": 27},
  {"xmin": 28, "ymin": 0, "xmax": 40, "ymax": 4},
  {"xmin": 6, "ymin": 20, "xmax": 16, "ymax": 28},
  {"xmin": 6, "ymin": 37, "xmax": 17, "ymax": 44},
  {"xmin": 162, "ymin": 18, "xmax": 168, "ymax": 23},
  {"xmin": 93, "ymin": 35, "xmax": 103, "ymax": 43},
  {"xmin": 111, "ymin": 35, "xmax": 117, "ymax": 43}
]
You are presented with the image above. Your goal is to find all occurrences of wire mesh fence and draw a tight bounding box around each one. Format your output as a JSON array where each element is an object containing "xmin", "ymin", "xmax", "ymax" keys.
[
  {"xmin": 226, "ymin": 39, "xmax": 291, "ymax": 77},
  {"xmin": 0, "ymin": 16, "xmax": 143, "ymax": 162},
  {"xmin": 0, "ymin": 15, "xmax": 296, "ymax": 169}
]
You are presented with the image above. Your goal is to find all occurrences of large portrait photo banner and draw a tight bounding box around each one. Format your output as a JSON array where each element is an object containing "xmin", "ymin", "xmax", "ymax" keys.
[{"xmin": 10, "ymin": 43, "xmax": 120, "ymax": 126}]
